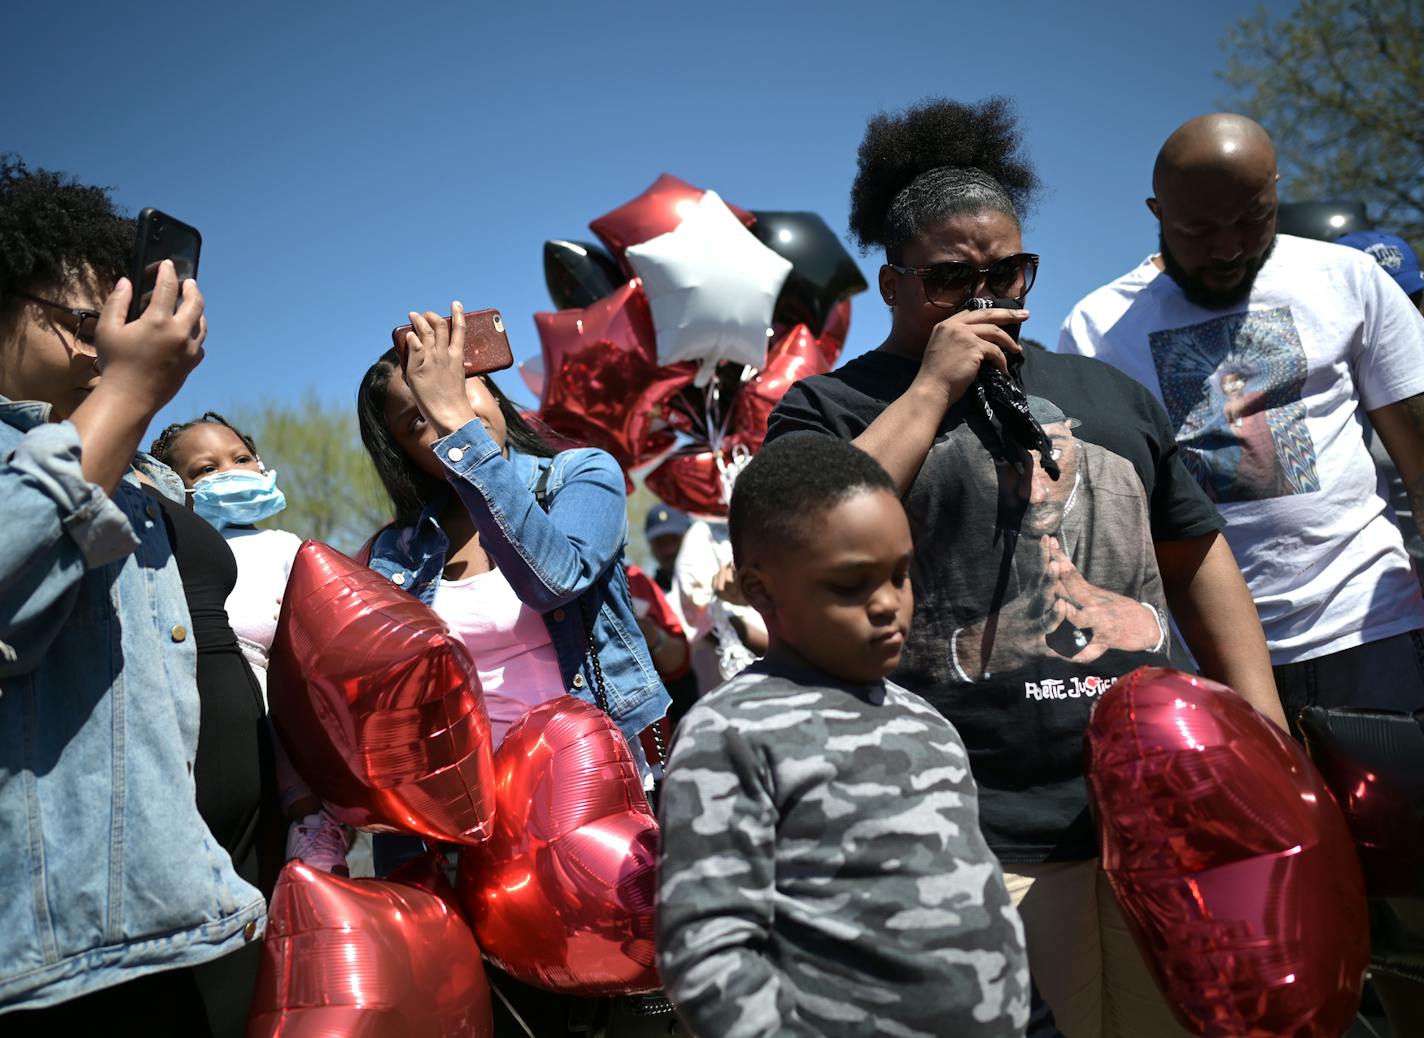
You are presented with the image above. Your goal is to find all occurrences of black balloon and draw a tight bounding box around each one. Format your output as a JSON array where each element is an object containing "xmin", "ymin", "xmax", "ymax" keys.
[
  {"xmin": 750, "ymin": 211, "xmax": 868, "ymax": 335},
  {"xmin": 1299, "ymin": 706, "xmax": 1424, "ymax": 899},
  {"xmin": 1276, "ymin": 201, "xmax": 1370, "ymax": 242},
  {"xmin": 543, "ymin": 240, "xmax": 625, "ymax": 310}
]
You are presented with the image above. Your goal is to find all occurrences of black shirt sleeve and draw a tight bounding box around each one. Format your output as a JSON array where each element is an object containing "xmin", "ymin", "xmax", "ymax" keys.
[{"xmin": 1137, "ymin": 380, "xmax": 1223, "ymax": 542}]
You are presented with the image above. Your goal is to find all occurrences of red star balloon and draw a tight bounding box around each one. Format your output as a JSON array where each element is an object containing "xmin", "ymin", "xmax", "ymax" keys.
[
  {"xmin": 269, "ymin": 541, "xmax": 496, "ymax": 846},
  {"xmin": 644, "ymin": 441, "xmax": 754, "ymax": 517},
  {"xmin": 457, "ymin": 697, "xmax": 660, "ymax": 996},
  {"xmin": 817, "ymin": 298, "xmax": 852, "ymax": 366},
  {"xmin": 535, "ymin": 280, "xmax": 698, "ymax": 470},
  {"xmin": 248, "ymin": 861, "xmax": 492, "ymax": 1038},
  {"xmin": 732, "ymin": 322, "xmax": 835, "ymax": 449},
  {"xmin": 589, "ymin": 173, "xmax": 754, "ymax": 270},
  {"xmin": 1086, "ymin": 667, "xmax": 1368, "ymax": 1038}
]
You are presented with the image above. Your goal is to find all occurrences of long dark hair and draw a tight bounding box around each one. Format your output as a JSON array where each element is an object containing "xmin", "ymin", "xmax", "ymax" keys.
[{"xmin": 356, "ymin": 348, "xmax": 557, "ymax": 525}]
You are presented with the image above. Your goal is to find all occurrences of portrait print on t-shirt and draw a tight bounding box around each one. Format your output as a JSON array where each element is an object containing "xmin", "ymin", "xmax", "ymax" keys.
[
  {"xmin": 902, "ymin": 395, "xmax": 1170, "ymax": 707},
  {"xmin": 1148, "ymin": 307, "xmax": 1321, "ymax": 503}
]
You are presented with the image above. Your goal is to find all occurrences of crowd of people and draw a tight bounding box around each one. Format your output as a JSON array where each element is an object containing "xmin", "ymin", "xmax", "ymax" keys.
[{"xmin": 2, "ymin": 94, "xmax": 1422, "ymax": 1038}]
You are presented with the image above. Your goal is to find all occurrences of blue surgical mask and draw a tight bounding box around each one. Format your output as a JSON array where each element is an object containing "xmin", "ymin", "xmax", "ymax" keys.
[{"xmin": 189, "ymin": 468, "xmax": 287, "ymax": 530}]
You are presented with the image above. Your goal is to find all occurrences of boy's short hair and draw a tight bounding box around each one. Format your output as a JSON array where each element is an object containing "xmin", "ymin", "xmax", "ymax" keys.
[
  {"xmin": 730, "ymin": 433, "xmax": 897, "ymax": 566},
  {"xmin": 0, "ymin": 156, "xmax": 132, "ymax": 326}
]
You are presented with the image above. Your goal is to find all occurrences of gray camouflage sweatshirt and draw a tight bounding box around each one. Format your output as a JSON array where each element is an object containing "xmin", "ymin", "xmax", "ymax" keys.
[{"xmin": 656, "ymin": 660, "xmax": 1030, "ymax": 1038}]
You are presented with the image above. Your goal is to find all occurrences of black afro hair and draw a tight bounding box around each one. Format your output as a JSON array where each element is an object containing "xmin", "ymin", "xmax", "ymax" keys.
[
  {"xmin": 848, "ymin": 96, "xmax": 1040, "ymax": 260},
  {"xmin": 0, "ymin": 156, "xmax": 132, "ymax": 322},
  {"xmin": 730, "ymin": 433, "xmax": 898, "ymax": 566}
]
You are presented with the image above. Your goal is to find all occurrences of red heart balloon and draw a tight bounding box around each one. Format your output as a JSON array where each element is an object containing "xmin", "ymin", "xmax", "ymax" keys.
[
  {"xmin": 457, "ymin": 697, "xmax": 660, "ymax": 996},
  {"xmin": 247, "ymin": 861, "xmax": 492, "ymax": 1038},
  {"xmin": 1085, "ymin": 667, "xmax": 1368, "ymax": 1038},
  {"xmin": 589, "ymin": 173, "xmax": 754, "ymax": 271},
  {"xmin": 269, "ymin": 541, "xmax": 496, "ymax": 845}
]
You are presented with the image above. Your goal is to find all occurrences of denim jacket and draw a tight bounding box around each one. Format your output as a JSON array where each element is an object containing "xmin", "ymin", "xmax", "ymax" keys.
[
  {"xmin": 366, "ymin": 419, "xmax": 669, "ymax": 743},
  {"xmin": 0, "ymin": 398, "xmax": 265, "ymax": 1012}
]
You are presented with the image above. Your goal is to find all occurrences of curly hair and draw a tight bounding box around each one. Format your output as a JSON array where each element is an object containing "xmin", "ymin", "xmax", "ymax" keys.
[
  {"xmin": 0, "ymin": 155, "xmax": 132, "ymax": 323},
  {"xmin": 848, "ymin": 97, "xmax": 1040, "ymax": 261},
  {"xmin": 149, "ymin": 411, "xmax": 259, "ymax": 468}
]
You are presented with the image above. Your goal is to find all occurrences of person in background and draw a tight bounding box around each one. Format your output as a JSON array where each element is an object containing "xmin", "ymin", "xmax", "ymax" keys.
[
  {"xmin": 1335, "ymin": 231, "xmax": 1424, "ymax": 588},
  {"xmin": 645, "ymin": 504, "xmax": 690, "ymax": 592},
  {"xmin": 1057, "ymin": 115, "xmax": 1424, "ymax": 734},
  {"xmin": 641, "ymin": 505, "xmax": 699, "ymax": 727},
  {"xmin": 624, "ymin": 563, "xmax": 694, "ymax": 736},
  {"xmin": 657, "ymin": 433, "xmax": 1029, "ymax": 1038},
  {"xmin": 673, "ymin": 518, "xmax": 768, "ymax": 688},
  {"xmin": 0, "ymin": 158, "xmax": 262, "ymax": 1034},
  {"xmin": 150, "ymin": 412, "xmax": 350, "ymax": 877}
]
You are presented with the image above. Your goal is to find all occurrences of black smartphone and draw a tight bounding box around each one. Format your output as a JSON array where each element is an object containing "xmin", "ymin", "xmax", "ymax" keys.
[{"xmin": 127, "ymin": 208, "xmax": 202, "ymax": 321}]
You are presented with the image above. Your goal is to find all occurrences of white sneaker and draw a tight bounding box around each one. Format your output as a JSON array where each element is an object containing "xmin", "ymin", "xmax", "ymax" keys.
[{"xmin": 286, "ymin": 810, "xmax": 350, "ymax": 876}]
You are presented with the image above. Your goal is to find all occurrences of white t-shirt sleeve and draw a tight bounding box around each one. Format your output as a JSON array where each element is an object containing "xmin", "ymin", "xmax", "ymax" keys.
[
  {"xmin": 1354, "ymin": 258, "xmax": 1424, "ymax": 411},
  {"xmin": 673, "ymin": 520, "xmax": 720, "ymax": 643}
]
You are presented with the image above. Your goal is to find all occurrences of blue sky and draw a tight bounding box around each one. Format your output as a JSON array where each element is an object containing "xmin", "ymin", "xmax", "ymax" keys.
[{"xmin": 4, "ymin": 2, "xmax": 1286, "ymax": 434}]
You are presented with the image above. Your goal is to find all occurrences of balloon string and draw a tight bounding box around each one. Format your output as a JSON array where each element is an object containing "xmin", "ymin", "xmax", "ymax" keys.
[{"xmin": 487, "ymin": 978, "xmax": 537, "ymax": 1037}]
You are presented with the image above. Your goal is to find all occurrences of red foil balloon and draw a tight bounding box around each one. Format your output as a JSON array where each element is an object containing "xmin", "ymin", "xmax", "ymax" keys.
[
  {"xmin": 534, "ymin": 280, "xmax": 697, "ymax": 470},
  {"xmin": 1086, "ymin": 667, "xmax": 1368, "ymax": 1038},
  {"xmin": 248, "ymin": 861, "xmax": 492, "ymax": 1038},
  {"xmin": 644, "ymin": 442, "xmax": 751, "ymax": 517},
  {"xmin": 269, "ymin": 541, "xmax": 496, "ymax": 845},
  {"xmin": 589, "ymin": 172, "xmax": 754, "ymax": 269},
  {"xmin": 457, "ymin": 697, "xmax": 660, "ymax": 996},
  {"xmin": 732, "ymin": 322, "xmax": 835, "ymax": 449}
]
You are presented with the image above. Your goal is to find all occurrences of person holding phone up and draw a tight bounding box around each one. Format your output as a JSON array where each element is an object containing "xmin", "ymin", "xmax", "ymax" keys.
[
  {"xmin": 764, "ymin": 99, "xmax": 1286, "ymax": 1038},
  {"xmin": 356, "ymin": 305, "xmax": 670, "ymax": 1033},
  {"xmin": 0, "ymin": 160, "xmax": 263, "ymax": 1034}
]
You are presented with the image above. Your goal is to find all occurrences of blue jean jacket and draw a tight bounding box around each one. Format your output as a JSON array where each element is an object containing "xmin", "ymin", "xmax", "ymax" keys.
[
  {"xmin": 0, "ymin": 398, "xmax": 265, "ymax": 1012},
  {"xmin": 366, "ymin": 420, "xmax": 669, "ymax": 743}
]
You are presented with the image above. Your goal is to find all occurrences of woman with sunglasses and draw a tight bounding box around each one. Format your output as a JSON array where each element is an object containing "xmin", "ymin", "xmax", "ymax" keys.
[{"xmin": 767, "ymin": 98, "xmax": 1284, "ymax": 1038}]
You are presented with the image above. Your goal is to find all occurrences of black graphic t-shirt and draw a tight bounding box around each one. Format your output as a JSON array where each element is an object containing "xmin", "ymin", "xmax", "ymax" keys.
[{"xmin": 766, "ymin": 346, "xmax": 1221, "ymax": 862}]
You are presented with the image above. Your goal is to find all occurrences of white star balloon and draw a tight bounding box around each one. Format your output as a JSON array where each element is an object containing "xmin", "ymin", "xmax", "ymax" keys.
[{"xmin": 625, "ymin": 190, "xmax": 792, "ymax": 384}]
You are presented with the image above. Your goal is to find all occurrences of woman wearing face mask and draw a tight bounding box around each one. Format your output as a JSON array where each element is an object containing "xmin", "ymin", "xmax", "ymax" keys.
[
  {"xmin": 150, "ymin": 414, "xmax": 351, "ymax": 878},
  {"xmin": 357, "ymin": 304, "xmax": 671, "ymax": 1035}
]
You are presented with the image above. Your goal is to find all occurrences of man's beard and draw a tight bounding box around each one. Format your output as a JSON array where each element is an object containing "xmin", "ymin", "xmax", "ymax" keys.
[{"xmin": 1158, "ymin": 230, "xmax": 1277, "ymax": 310}]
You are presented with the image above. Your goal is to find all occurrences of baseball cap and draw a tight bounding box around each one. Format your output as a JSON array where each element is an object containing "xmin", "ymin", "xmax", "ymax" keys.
[
  {"xmin": 645, "ymin": 505, "xmax": 691, "ymax": 541},
  {"xmin": 1335, "ymin": 231, "xmax": 1424, "ymax": 296}
]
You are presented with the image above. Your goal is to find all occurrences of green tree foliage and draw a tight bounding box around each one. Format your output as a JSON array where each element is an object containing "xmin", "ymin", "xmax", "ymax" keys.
[
  {"xmin": 1221, "ymin": 0, "xmax": 1424, "ymax": 249},
  {"xmin": 232, "ymin": 391, "xmax": 390, "ymax": 554}
]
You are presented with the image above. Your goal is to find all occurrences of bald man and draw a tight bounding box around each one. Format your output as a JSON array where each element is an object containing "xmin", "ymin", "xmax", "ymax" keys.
[{"xmin": 1058, "ymin": 113, "xmax": 1424, "ymax": 734}]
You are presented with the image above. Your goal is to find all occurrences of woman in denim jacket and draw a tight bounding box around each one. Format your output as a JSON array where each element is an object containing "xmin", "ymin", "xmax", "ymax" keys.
[
  {"xmin": 0, "ymin": 160, "xmax": 262, "ymax": 1031},
  {"xmin": 356, "ymin": 304, "xmax": 669, "ymax": 766}
]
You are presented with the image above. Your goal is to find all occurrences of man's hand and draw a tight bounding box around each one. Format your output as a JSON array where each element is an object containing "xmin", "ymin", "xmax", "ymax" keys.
[{"xmin": 712, "ymin": 562, "xmax": 747, "ymax": 606}]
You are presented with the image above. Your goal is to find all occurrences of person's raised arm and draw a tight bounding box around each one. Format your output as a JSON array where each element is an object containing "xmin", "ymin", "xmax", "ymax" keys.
[
  {"xmin": 70, "ymin": 262, "xmax": 207, "ymax": 494},
  {"xmin": 853, "ymin": 307, "xmax": 1026, "ymax": 494}
]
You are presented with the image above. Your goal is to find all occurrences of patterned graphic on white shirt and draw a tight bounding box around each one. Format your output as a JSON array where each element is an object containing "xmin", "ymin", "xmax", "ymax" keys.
[{"xmin": 1148, "ymin": 307, "xmax": 1320, "ymax": 503}]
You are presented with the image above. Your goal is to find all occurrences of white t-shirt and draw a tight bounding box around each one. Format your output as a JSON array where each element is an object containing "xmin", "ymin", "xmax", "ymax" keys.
[
  {"xmin": 430, "ymin": 566, "xmax": 565, "ymax": 748},
  {"xmin": 223, "ymin": 527, "xmax": 303, "ymax": 706},
  {"xmin": 1057, "ymin": 234, "xmax": 1424, "ymax": 663},
  {"xmin": 672, "ymin": 519, "xmax": 765, "ymax": 683}
]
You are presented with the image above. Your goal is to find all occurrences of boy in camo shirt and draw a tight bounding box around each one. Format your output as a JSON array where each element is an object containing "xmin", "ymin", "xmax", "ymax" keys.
[{"xmin": 656, "ymin": 434, "xmax": 1030, "ymax": 1038}]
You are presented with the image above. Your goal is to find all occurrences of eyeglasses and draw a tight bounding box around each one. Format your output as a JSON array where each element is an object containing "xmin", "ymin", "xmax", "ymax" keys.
[
  {"xmin": 14, "ymin": 291, "xmax": 101, "ymax": 355},
  {"xmin": 889, "ymin": 253, "xmax": 1040, "ymax": 309}
]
